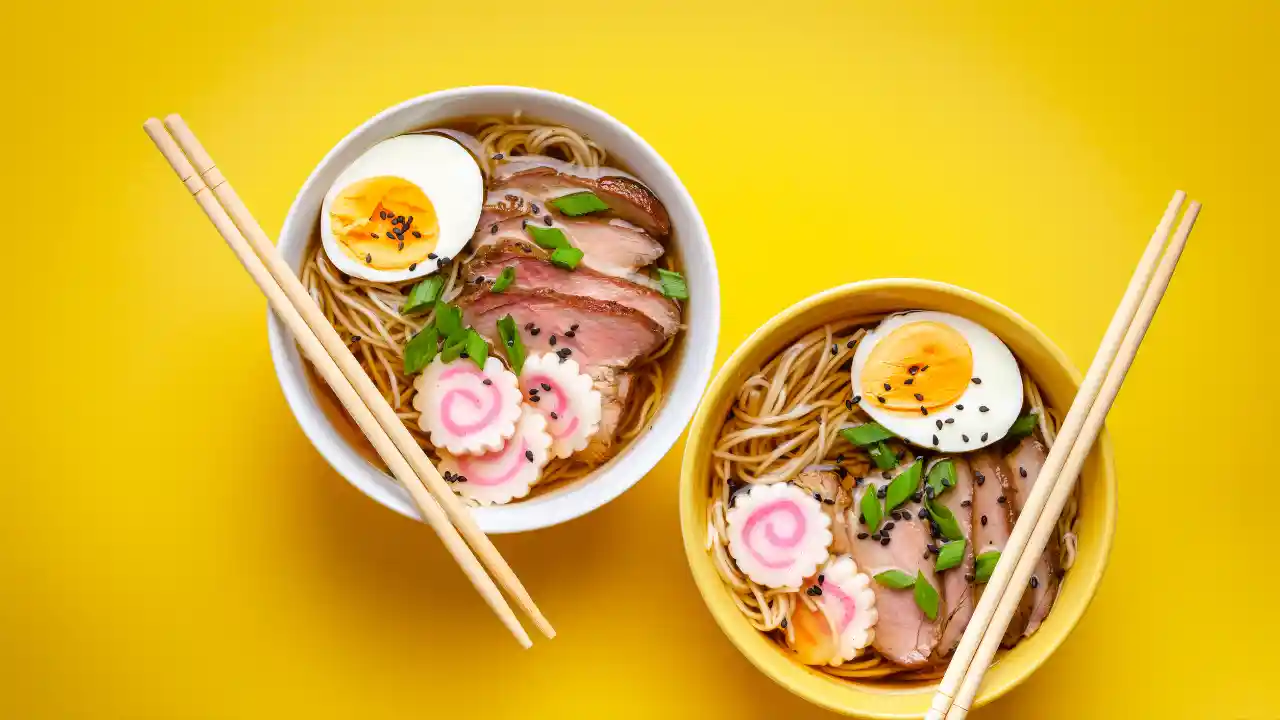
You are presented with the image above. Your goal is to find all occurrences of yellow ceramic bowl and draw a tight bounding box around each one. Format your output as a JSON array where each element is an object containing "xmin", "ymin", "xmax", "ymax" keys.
[{"xmin": 679, "ymin": 279, "xmax": 1116, "ymax": 718}]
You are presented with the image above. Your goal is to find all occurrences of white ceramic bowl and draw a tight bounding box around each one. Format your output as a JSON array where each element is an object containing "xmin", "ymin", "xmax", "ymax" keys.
[{"xmin": 269, "ymin": 86, "xmax": 720, "ymax": 533}]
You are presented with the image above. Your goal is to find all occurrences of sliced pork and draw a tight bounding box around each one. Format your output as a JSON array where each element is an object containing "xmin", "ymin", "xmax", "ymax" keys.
[
  {"xmin": 934, "ymin": 457, "xmax": 976, "ymax": 659},
  {"xmin": 1005, "ymin": 436, "xmax": 1061, "ymax": 638},
  {"xmin": 456, "ymin": 286, "xmax": 667, "ymax": 370},
  {"xmin": 970, "ymin": 451, "xmax": 1033, "ymax": 647},
  {"xmin": 574, "ymin": 367, "xmax": 634, "ymax": 464},
  {"xmin": 464, "ymin": 243, "xmax": 680, "ymax": 335},
  {"xmin": 473, "ymin": 214, "xmax": 665, "ymax": 280},
  {"xmin": 489, "ymin": 157, "xmax": 672, "ymax": 237},
  {"xmin": 794, "ymin": 470, "xmax": 853, "ymax": 556},
  {"xmin": 848, "ymin": 463, "xmax": 942, "ymax": 667}
]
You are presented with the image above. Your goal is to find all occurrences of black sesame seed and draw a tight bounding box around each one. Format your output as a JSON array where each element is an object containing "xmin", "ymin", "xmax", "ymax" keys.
[
  {"xmin": 398, "ymin": 240, "xmax": 404, "ymax": 251},
  {"xmin": 543, "ymin": 215, "xmax": 553, "ymax": 226},
  {"xmin": 965, "ymin": 573, "xmax": 976, "ymax": 582},
  {"xmin": 475, "ymin": 276, "xmax": 485, "ymax": 284},
  {"xmin": 960, "ymin": 499, "xmax": 971, "ymax": 507},
  {"xmin": 459, "ymin": 351, "xmax": 469, "ymax": 359},
  {"xmin": 920, "ymin": 406, "xmax": 929, "ymax": 416},
  {"xmin": 813, "ymin": 492, "xmax": 821, "ymax": 501},
  {"xmin": 409, "ymin": 263, "xmax": 417, "ymax": 271},
  {"xmin": 540, "ymin": 382, "xmax": 551, "ymax": 391},
  {"xmin": 525, "ymin": 322, "xmax": 534, "ymax": 330},
  {"xmin": 852, "ymin": 395, "xmax": 862, "ymax": 405},
  {"xmin": 1030, "ymin": 576, "xmax": 1040, "ymax": 589},
  {"xmin": 530, "ymin": 328, "xmax": 541, "ymax": 336},
  {"xmin": 883, "ymin": 382, "xmax": 892, "ymax": 391},
  {"xmin": 878, "ymin": 396, "xmax": 887, "ymax": 404},
  {"xmin": 521, "ymin": 219, "xmax": 528, "ymax": 228},
  {"xmin": 549, "ymin": 335, "xmax": 557, "ymax": 346},
  {"xmin": 528, "ymin": 395, "xmax": 540, "ymax": 403},
  {"xmin": 904, "ymin": 378, "xmax": 914, "ymax": 386},
  {"xmin": 413, "ymin": 231, "xmax": 421, "ymax": 238},
  {"xmin": 979, "ymin": 406, "xmax": 990, "ymax": 413},
  {"xmin": 482, "ymin": 378, "xmax": 492, "ymax": 386},
  {"xmin": 936, "ymin": 420, "xmax": 944, "ymax": 430},
  {"xmin": 1020, "ymin": 466, "xmax": 1028, "ymax": 478},
  {"xmin": 558, "ymin": 348, "xmax": 572, "ymax": 358},
  {"xmin": 921, "ymin": 365, "xmax": 929, "ymax": 372},
  {"xmin": 918, "ymin": 507, "xmax": 929, "ymax": 519},
  {"xmin": 925, "ymin": 485, "xmax": 936, "ymax": 499},
  {"xmin": 492, "ymin": 153, "xmax": 504, "ymax": 160},
  {"xmin": 370, "ymin": 232, "xmax": 379, "ymax": 238},
  {"xmin": 812, "ymin": 586, "xmax": 823, "ymax": 596},
  {"xmin": 845, "ymin": 400, "xmax": 853, "ymax": 410},
  {"xmin": 932, "ymin": 435, "xmax": 939, "ymax": 446},
  {"xmin": 531, "ymin": 203, "xmax": 540, "ymax": 215},
  {"xmin": 912, "ymin": 491, "xmax": 923, "ymax": 503},
  {"xmin": 945, "ymin": 418, "xmax": 955, "ymax": 425},
  {"xmin": 570, "ymin": 324, "xmax": 579, "ymax": 331},
  {"xmin": 981, "ymin": 433, "xmax": 989, "ymax": 442},
  {"xmin": 529, "ymin": 388, "xmax": 539, "ymax": 395},
  {"xmin": 846, "ymin": 339, "xmax": 855, "ymax": 349},
  {"xmin": 429, "ymin": 253, "xmax": 438, "ymax": 259},
  {"xmin": 365, "ymin": 253, "xmax": 372, "ymax": 263},
  {"xmin": 962, "ymin": 434, "xmax": 970, "ymax": 443},
  {"xmin": 818, "ymin": 574, "xmax": 825, "ymax": 584},
  {"xmin": 975, "ymin": 471, "xmax": 985, "ymax": 485},
  {"xmin": 877, "ymin": 486, "xmax": 888, "ymax": 499},
  {"xmin": 823, "ymin": 498, "xmax": 835, "ymax": 505},
  {"xmin": 915, "ymin": 393, "xmax": 924, "ymax": 402},
  {"xmin": 565, "ymin": 330, "xmax": 576, "ymax": 338},
  {"xmin": 857, "ymin": 532, "xmax": 869, "ymax": 540},
  {"xmin": 880, "ymin": 537, "xmax": 891, "ymax": 546},
  {"xmin": 997, "ymin": 495, "xmax": 1007, "ymax": 504},
  {"xmin": 550, "ymin": 412, "xmax": 559, "ymax": 420},
  {"xmin": 780, "ymin": 619, "xmax": 788, "ymax": 629},
  {"xmin": 981, "ymin": 515, "xmax": 989, "ymax": 526},
  {"xmin": 972, "ymin": 377, "xmax": 982, "ymax": 384},
  {"xmin": 831, "ymin": 343, "xmax": 839, "ymax": 356},
  {"xmin": 927, "ymin": 543, "xmax": 938, "ymax": 554},
  {"xmin": 871, "ymin": 532, "xmax": 881, "ymax": 541},
  {"xmin": 350, "ymin": 335, "xmax": 362, "ymax": 342},
  {"xmin": 956, "ymin": 404, "xmax": 964, "ymax": 411},
  {"xmin": 525, "ymin": 450, "xmax": 535, "ymax": 462},
  {"xmin": 909, "ymin": 365, "xmax": 919, "ymax": 375},
  {"xmin": 885, "ymin": 521, "xmax": 896, "ymax": 531}
]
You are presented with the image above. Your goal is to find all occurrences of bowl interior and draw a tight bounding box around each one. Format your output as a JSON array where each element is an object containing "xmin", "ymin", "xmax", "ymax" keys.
[
  {"xmin": 679, "ymin": 279, "xmax": 1115, "ymax": 718},
  {"xmin": 270, "ymin": 87, "xmax": 719, "ymax": 532}
]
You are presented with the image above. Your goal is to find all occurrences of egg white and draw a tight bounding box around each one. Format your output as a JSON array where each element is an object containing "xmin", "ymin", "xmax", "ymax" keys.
[
  {"xmin": 320, "ymin": 134, "xmax": 483, "ymax": 283},
  {"xmin": 850, "ymin": 311, "xmax": 1023, "ymax": 452}
]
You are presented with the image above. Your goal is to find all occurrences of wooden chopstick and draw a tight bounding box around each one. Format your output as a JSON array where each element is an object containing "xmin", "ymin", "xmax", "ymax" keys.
[
  {"xmin": 942, "ymin": 201, "xmax": 1200, "ymax": 718},
  {"xmin": 926, "ymin": 192, "xmax": 1199, "ymax": 719},
  {"xmin": 143, "ymin": 118, "xmax": 542, "ymax": 648}
]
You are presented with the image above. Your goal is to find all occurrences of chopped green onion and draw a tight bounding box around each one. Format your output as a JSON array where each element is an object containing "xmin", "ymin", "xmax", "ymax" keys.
[
  {"xmin": 654, "ymin": 267, "xmax": 689, "ymax": 300},
  {"xmin": 873, "ymin": 569, "xmax": 915, "ymax": 589},
  {"xmin": 527, "ymin": 225, "xmax": 570, "ymax": 250},
  {"xmin": 402, "ymin": 326, "xmax": 438, "ymax": 375},
  {"xmin": 433, "ymin": 300, "xmax": 465, "ymax": 342},
  {"xmin": 841, "ymin": 422, "xmax": 896, "ymax": 447},
  {"xmin": 549, "ymin": 191, "xmax": 610, "ymax": 216},
  {"xmin": 550, "ymin": 246, "xmax": 585, "ymax": 270},
  {"xmin": 913, "ymin": 571, "xmax": 940, "ymax": 620},
  {"xmin": 464, "ymin": 328, "xmax": 488, "ymax": 369},
  {"xmin": 935, "ymin": 539, "xmax": 966, "ymax": 572},
  {"xmin": 490, "ymin": 266, "xmax": 516, "ymax": 293},
  {"xmin": 440, "ymin": 335, "xmax": 467, "ymax": 363},
  {"xmin": 926, "ymin": 459, "xmax": 957, "ymax": 496},
  {"xmin": 867, "ymin": 441, "xmax": 898, "ymax": 471},
  {"xmin": 859, "ymin": 486, "xmax": 882, "ymax": 531},
  {"xmin": 975, "ymin": 551, "xmax": 1001, "ymax": 583},
  {"xmin": 402, "ymin": 275, "xmax": 444, "ymax": 315},
  {"xmin": 884, "ymin": 459, "xmax": 923, "ymax": 512},
  {"xmin": 1007, "ymin": 413, "xmax": 1040, "ymax": 439},
  {"xmin": 926, "ymin": 499, "xmax": 965, "ymax": 541},
  {"xmin": 497, "ymin": 314, "xmax": 527, "ymax": 375}
]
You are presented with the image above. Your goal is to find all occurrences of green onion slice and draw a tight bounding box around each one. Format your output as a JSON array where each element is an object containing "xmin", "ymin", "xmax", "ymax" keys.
[
  {"xmin": 402, "ymin": 275, "xmax": 445, "ymax": 315},
  {"xmin": 440, "ymin": 335, "xmax": 467, "ymax": 363},
  {"xmin": 935, "ymin": 539, "xmax": 966, "ymax": 572},
  {"xmin": 403, "ymin": 326, "xmax": 438, "ymax": 375},
  {"xmin": 913, "ymin": 571, "xmax": 940, "ymax": 620},
  {"xmin": 490, "ymin": 266, "xmax": 516, "ymax": 293},
  {"xmin": 926, "ymin": 499, "xmax": 965, "ymax": 541},
  {"xmin": 496, "ymin": 315, "xmax": 526, "ymax": 375},
  {"xmin": 975, "ymin": 551, "xmax": 1001, "ymax": 583},
  {"xmin": 433, "ymin": 301, "xmax": 465, "ymax": 342},
  {"xmin": 873, "ymin": 569, "xmax": 915, "ymax": 589},
  {"xmin": 926, "ymin": 458, "xmax": 957, "ymax": 496},
  {"xmin": 527, "ymin": 225, "xmax": 570, "ymax": 250},
  {"xmin": 867, "ymin": 441, "xmax": 899, "ymax": 471},
  {"xmin": 550, "ymin": 246, "xmax": 585, "ymax": 270},
  {"xmin": 860, "ymin": 486, "xmax": 882, "ymax": 531},
  {"xmin": 841, "ymin": 422, "xmax": 895, "ymax": 446},
  {"xmin": 464, "ymin": 328, "xmax": 488, "ymax": 369},
  {"xmin": 1007, "ymin": 413, "xmax": 1040, "ymax": 439},
  {"xmin": 549, "ymin": 191, "xmax": 610, "ymax": 216},
  {"xmin": 884, "ymin": 459, "xmax": 923, "ymax": 512},
  {"xmin": 654, "ymin": 268, "xmax": 689, "ymax": 300}
]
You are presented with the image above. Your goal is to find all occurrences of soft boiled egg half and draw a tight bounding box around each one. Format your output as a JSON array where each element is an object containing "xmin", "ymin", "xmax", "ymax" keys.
[
  {"xmin": 321, "ymin": 134, "xmax": 483, "ymax": 283},
  {"xmin": 850, "ymin": 311, "xmax": 1023, "ymax": 452}
]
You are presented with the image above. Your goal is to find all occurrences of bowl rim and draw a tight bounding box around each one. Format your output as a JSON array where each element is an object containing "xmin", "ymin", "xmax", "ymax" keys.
[
  {"xmin": 268, "ymin": 85, "xmax": 721, "ymax": 532},
  {"xmin": 678, "ymin": 278, "xmax": 1116, "ymax": 717}
]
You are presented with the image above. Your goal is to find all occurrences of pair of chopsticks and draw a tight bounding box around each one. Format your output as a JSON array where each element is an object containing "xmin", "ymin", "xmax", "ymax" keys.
[
  {"xmin": 926, "ymin": 190, "xmax": 1200, "ymax": 719},
  {"xmin": 143, "ymin": 115, "xmax": 554, "ymax": 648}
]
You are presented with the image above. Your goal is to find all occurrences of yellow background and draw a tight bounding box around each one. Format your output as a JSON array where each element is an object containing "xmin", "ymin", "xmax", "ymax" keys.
[{"xmin": 3, "ymin": 1, "xmax": 1277, "ymax": 718}]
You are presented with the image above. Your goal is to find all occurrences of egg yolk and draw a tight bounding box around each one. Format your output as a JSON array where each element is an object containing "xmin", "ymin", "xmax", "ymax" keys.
[
  {"xmin": 329, "ymin": 176, "xmax": 439, "ymax": 270},
  {"xmin": 860, "ymin": 321, "xmax": 973, "ymax": 414}
]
